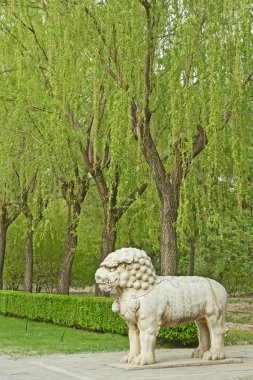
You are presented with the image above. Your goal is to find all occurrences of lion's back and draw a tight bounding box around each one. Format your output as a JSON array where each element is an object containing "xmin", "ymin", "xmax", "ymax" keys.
[{"xmin": 151, "ymin": 276, "xmax": 227, "ymax": 326}]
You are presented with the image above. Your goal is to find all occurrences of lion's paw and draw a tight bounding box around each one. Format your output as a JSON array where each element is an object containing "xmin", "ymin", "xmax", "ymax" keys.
[
  {"xmin": 191, "ymin": 347, "xmax": 206, "ymax": 358},
  {"xmin": 203, "ymin": 350, "xmax": 224, "ymax": 361},
  {"xmin": 132, "ymin": 354, "xmax": 155, "ymax": 365},
  {"xmin": 120, "ymin": 353, "xmax": 138, "ymax": 364}
]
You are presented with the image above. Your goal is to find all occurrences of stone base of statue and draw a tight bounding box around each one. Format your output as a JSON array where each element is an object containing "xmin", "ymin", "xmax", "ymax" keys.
[{"xmin": 107, "ymin": 350, "xmax": 243, "ymax": 371}]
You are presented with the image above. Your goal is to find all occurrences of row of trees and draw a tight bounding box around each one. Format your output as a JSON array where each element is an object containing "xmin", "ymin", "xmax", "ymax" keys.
[{"xmin": 0, "ymin": 0, "xmax": 252, "ymax": 295}]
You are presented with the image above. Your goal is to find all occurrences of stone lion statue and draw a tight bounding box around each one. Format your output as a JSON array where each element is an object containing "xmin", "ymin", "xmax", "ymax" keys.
[{"xmin": 95, "ymin": 247, "xmax": 228, "ymax": 365}]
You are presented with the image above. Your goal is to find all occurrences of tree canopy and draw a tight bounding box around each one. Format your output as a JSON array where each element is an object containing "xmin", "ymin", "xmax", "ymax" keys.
[{"xmin": 0, "ymin": 0, "xmax": 252, "ymax": 294}]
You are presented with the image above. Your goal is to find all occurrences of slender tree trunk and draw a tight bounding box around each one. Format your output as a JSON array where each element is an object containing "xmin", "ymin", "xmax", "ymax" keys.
[
  {"xmin": 136, "ymin": 119, "xmax": 183, "ymax": 275},
  {"xmin": 188, "ymin": 237, "xmax": 196, "ymax": 276},
  {"xmin": 160, "ymin": 196, "xmax": 179, "ymax": 276},
  {"xmin": 0, "ymin": 206, "xmax": 20, "ymax": 290},
  {"xmin": 0, "ymin": 221, "xmax": 7, "ymax": 290},
  {"xmin": 95, "ymin": 214, "xmax": 116, "ymax": 296},
  {"xmin": 57, "ymin": 204, "xmax": 79, "ymax": 295},
  {"xmin": 24, "ymin": 223, "xmax": 33, "ymax": 292},
  {"xmin": 100, "ymin": 216, "xmax": 116, "ymax": 263}
]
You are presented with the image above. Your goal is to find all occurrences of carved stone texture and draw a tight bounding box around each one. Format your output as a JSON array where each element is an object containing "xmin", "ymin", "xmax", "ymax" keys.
[{"xmin": 95, "ymin": 247, "xmax": 228, "ymax": 366}]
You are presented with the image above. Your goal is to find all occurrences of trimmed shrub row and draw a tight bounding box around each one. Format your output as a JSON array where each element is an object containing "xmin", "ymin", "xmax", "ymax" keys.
[{"xmin": 0, "ymin": 291, "xmax": 197, "ymax": 345}]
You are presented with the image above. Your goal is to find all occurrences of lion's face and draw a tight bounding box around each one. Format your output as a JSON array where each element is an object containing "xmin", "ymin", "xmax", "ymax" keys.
[
  {"xmin": 95, "ymin": 266, "xmax": 119, "ymax": 292},
  {"xmin": 95, "ymin": 248, "xmax": 157, "ymax": 292}
]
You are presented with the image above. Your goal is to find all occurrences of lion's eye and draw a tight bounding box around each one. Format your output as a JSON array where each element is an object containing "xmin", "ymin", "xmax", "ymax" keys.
[{"xmin": 109, "ymin": 268, "xmax": 114, "ymax": 272}]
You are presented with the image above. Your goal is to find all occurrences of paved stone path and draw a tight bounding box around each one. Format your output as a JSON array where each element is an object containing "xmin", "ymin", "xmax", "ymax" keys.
[{"xmin": 0, "ymin": 345, "xmax": 253, "ymax": 380}]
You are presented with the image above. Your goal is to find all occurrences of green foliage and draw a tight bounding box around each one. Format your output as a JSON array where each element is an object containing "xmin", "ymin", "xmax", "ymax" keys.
[
  {"xmin": 159, "ymin": 323, "xmax": 197, "ymax": 346},
  {"xmin": 0, "ymin": 1, "xmax": 252, "ymax": 292},
  {"xmin": 33, "ymin": 200, "xmax": 67, "ymax": 291},
  {"xmin": 0, "ymin": 291, "xmax": 127, "ymax": 333},
  {"xmin": 72, "ymin": 188, "xmax": 102, "ymax": 287},
  {"xmin": 0, "ymin": 291, "xmax": 197, "ymax": 345}
]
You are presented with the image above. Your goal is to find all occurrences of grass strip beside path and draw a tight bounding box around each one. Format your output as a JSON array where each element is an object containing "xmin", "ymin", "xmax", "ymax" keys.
[
  {"xmin": 0, "ymin": 315, "xmax": 253, "ymax": 358},
  {"xmin": 0, "ymin": 315, "xmax": 129, "ymax": 358}
]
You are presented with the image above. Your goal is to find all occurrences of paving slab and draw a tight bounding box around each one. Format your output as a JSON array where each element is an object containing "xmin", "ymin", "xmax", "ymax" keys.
[{"xmin": 0, "ymin": 345, "xmax": 252, "ymax": 380}]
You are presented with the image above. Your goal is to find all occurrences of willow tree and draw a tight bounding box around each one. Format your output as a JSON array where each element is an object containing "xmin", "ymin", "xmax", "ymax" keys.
[
  {"xmin": 77, "ymin": 89, "xmax": 147, "ymax": 269},
  {"xmin": 0, "ymin": 76, "xmax": 50, "ymax": 292},
  {"xmin": 1, "ymin": 1, "xmax": 148, "ymax": 294},
  {"xmin": 85, "ymin": 0, "xmax": 253, "ymax": 275},
  {"xmin": 2, "ymin": 0, "xmax": 252, "ymax": 281},
  {"xmin": 22, "ymin": 176, "xmax": 51, "ymax": 293},
  {"xmin": 40, "ymin": 3, "xmax": 149, "ymax": 268},
  {"xmin": 0, "ymin": 93, "xmax": 40, "ymax": 291}
]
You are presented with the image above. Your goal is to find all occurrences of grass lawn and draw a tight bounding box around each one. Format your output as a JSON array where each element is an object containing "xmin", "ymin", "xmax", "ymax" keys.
[
  {"xmin": 227, "ymin": 298, "xmax": 253, "ymax": 324},
  {"xmin": 0, "ymin": 315, "xmax": 129, "ymax": 358},
  {"xmin": 226, "ymin": 329, "xmax": 253, "ymax": 346},
  {"xmin": 0, "ymin": 315, "xmax": 252, "ymax": 358}
]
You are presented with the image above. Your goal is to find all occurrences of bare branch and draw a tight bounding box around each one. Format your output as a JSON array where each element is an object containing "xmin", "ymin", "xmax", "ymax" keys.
[
  {"xmin": 85, "ymin": 7, "xmax": 121, "ymax": 84},
  {"xmin": 5, "ymin": 207, "xmax": 21, "ymax": 227},
  {"xmin": 27, "ymin": 110, "xmax": 46, "ymax": 141},
  {"xmin": 131, "ymin": 100, "xmax": 139, "ymax": 140},
  {"xmin": 39, "ymin": 66, "xmax": 53, "ymax": 93},
  {"xmin": 84, "ymin": 6, "xmax": 107, "ymax": 47},
  {"xmin": 27, "ymin": 170, "xmax": 38, "ymax": 197},
  {"xmin": 171, "ymin": 143, "xmax": 183, "ymax": 192},
  {"xmin": 110, "ymin": 166, "xmax": 120, "ymax": 210},
  {"xmin": 192, "ymin": 125, "xmax": 208, "ymax": 159},
  {"xmin": 116, "ymin": 183, "xmax": 148, "ymax": 221},
  {"xmin": 87, "ymin": 115, "xmax": 96, "ymax": 166},
  {"xmin": 1, "ymin": 27, "xmax": 27, "ymax": 53},
  {"xmin": 0, "ymin": 68, "xmax": 17, "ymax": 74},
  {"xmin": 140, "ymin": 0, "xmax": 153, "ymax": 122},
  {"xmin": 15, "ymin": 130, "xmax": 42, "ymax": 144},
  {"xmin": 102, "ymin": 130, "xmax": 111, "ymax": 168},
  {"xmin": 52, "ymin": 164, "xmax": 66, "ymax": 184},
  {"xmin": 100, "ymin": 58, "xmax": 118, "ymax": 82},
  {"xmin": 66, "ymin": 137, "xmax": 79, "ymax": 177},
  {"xmin": 13, "ymin": 12, "xmax": 48, "ymax": 62},
  {"xmin": 12, "ymin": 163, "xmax": 20, "ymax": 186},
  {"xmin": 77, "ymin": 178, "xmax": 89, "ymax": 204},
  {"xmin": 179, "ymin": 125, "xmax": 208, "ymax": 179},
  {"xmin": 139, "ymin": 0, "xmax": 151, "ymax": 10},
  {"xmin": 92, "ymin": 167, "xmax": 109, "ymax": 208},
  {"xmin": 243, "ymin": 70, "xmax": 253, "ymax": 86},
  {"xmin": 66, "ymin": 105, "xmax": 82, "ymax": 130},
  {"xmin": 27, "ymin": 105, "xmax": 52, "ymax": 113}
]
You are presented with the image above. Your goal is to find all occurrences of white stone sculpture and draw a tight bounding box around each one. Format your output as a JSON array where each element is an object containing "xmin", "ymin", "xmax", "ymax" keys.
[{"xmin": 95, "ymin": 247, "xmax": 228, "ymax": 365}]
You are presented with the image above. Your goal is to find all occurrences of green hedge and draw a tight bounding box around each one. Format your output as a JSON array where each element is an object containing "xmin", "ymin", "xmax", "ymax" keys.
[{"xmin": 0, "ymin": 291, "xmax": 197, "ymax": 345}]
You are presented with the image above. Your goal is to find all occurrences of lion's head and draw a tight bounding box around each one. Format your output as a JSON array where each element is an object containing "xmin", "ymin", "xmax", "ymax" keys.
[{"xmin": 95, "ymin": 247, "xmax": 157, "ymax": 293}]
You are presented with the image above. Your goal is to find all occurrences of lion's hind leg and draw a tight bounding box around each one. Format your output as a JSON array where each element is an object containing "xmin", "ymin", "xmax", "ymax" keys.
[
  {"xmin": 202, "ymin": 314, "xmax": 226, "ymax": 361},
  {"xmin": 192, "ymin": 318, "xmax": 210, "ymax": 358}
]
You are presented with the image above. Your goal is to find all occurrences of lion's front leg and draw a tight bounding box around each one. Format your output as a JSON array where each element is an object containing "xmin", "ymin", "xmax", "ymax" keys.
[
  {"xmin": 132, "ymin": 327, "xmax": 157, "ymax": 365},
  {"xmin": 121, "ymin": 323, "xmax": 140, "ymax": 363}
]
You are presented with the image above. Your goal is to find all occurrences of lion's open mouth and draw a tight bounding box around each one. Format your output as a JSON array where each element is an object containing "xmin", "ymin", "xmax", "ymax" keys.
[
  {"xmin": 96, "ymin": 281, "xmax": 114, "ymax": 292},
  {"xmin": 95, "ymin": 270, "xmax": 118, "ymax": 291},
  {"xmin": 96, "ymin": 279, "xmax": 117, "ymax": 289}
]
